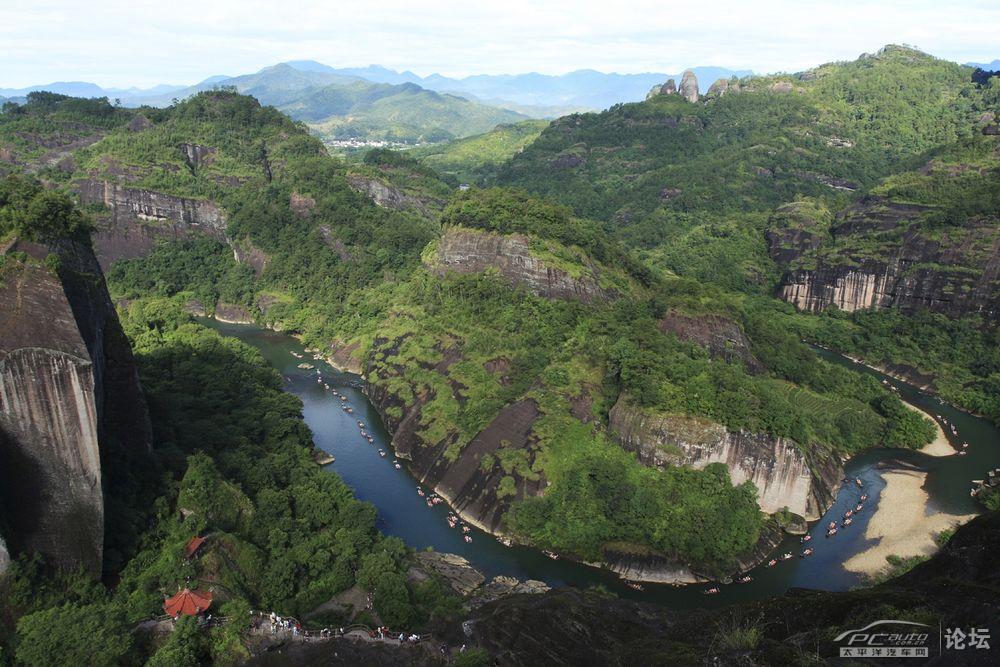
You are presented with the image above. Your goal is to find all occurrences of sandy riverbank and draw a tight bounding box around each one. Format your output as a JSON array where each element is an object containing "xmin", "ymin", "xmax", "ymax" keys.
[
  {"xmin": 900, "ymin": 400, "xmax": 954, "ymax": 457},
  {"xmin": 842, "ymin": 469, "xmax": 973, "ymax": 576}
]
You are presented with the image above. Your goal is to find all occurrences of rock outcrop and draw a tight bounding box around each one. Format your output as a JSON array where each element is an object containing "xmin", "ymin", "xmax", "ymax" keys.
[
  {"xmin": 679, "ymin": 70, "xmax": 700, "ymax": 103},
  {"xmin": 646, "ymin": 78, "xmax": 677, "ymax": 99},
  {"xmin": 75, "ymin": 178, "xmax": 228, "ymax": 269},
  {"xmin": 365, "ymin": 337, "xmax": 547, "ymax": 534},
  {"xmin": 412, "ymin": 551, "xmax": 549, "ymax": 609},
  {"xmin": 213, "ymin": 302, "xmax": 254, "ymax": 324},
  {"xmin": 459, "ymin": 511, "xmax": 1000, "ymax": 667},
  {"xmin": 413, "ymin": 552, "xmax": 485, "ymax": 596},
  {"xmin": 770, "ymin": 197, "xmax": 1000, "ymax": 322},
  {"xmin": 180, "ymin": 143, "xmax": 215, "ymax": 172},
  {"xmin": 658, "ymin": 309, "xmax": 763, "ymax": 373},
  {"xmin": 346, "ymin": 174, "xmax": 443, "ymax": 217},
  {"xmin": 231, "ymin": 237, "xmax": 269, "ymax": 277},
  {"xmin": 608, "ymin": 398, "xmax": 841, "ymax": 520},
  {"xmin": 706, "ymin": 78, "xmax": 730, "ymax": 97},
  {"xmin": 426, "ymin": 227, "xmax": 618, "ymax": 304},
  {"xmin": 602, "ymin": 552, "xmax": 707, "ymax": 584},
  {"xmin": 0, "ymin": 238, "xmax": 152, "ymax": 575}
]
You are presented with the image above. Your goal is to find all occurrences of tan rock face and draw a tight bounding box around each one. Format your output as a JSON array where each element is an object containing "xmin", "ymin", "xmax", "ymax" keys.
[
  {"xmin": 0, "ymin": 239, "xmax": 151, "ymax": 575},
  {"xmin": 706, "ymin": 78, "xmax": 730, "ymax": 98},
  {"xmin": 231, "ymin": 238, "xmax": 269, "ymax": 277},
  {"xmin": 213, "ymin": 302, "xmax": 254, "ymax": 324},
  {"xmin": 413, "ymin": 552, "xmax": 550, "ymax": 606},
  {"xmin": 427, "ymin": 227, "xmax": 617, "ymax": 304},
  {"xmin": 180, "ymin": 143, "xmax": 216, "ymax": 171},
  {"xmin": 76, "ymin": 179, "xmax": 228, "ymax": 270},
  {"xmin": 770, "ymin": 198, "xmax": 1000, "ymax": 323},
  {"xmin": 608, "ymin": 397, "xmax": 841, "ymax": 520},
  {"xmin": 647, "ymin": 79, "xmax": 677, "ymax": 99},
  {"xmin": 0, "ymin": 534, "xmax": 9, "ymax": 574}
]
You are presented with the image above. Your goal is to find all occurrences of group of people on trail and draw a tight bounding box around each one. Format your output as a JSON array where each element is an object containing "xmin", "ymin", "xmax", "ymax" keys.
[{"xmin": 265, "ymin": 612, "xmax": 301, "ymax": 637}]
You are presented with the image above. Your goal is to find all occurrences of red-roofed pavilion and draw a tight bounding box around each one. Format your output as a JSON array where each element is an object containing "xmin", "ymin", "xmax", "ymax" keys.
[
  {"xmin": 185, "ymin": 536, "xmax": 206, "ymax": 559},
  {"xmin": 164, "ymin": 588, "xmax": 213, "ymax": 617}
]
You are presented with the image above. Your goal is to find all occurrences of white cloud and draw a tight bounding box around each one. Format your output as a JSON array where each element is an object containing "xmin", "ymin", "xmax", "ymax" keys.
[{"xmin": 0, "ymin": 0, "xmax": 997, "ymax": 87}]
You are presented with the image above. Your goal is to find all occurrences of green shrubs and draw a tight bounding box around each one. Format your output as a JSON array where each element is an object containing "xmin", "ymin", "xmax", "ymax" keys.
[{"xmin": 0, "ymin": 175, "xmax": 90, "ymax": 242}]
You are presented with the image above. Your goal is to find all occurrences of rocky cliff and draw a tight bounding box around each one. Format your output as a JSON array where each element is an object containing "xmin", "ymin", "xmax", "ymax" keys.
[
  {"xmin": 364, "ymin": 336, "xmax": 546, "ymax": 535},
  {"xmin": 75, "ymin": 178, "xmax": 228, "ymax": 269},
  {"xmin": 608, "ymin": 397, "xmax": 841, "ymax": 520},
  {"xmin": 658, "ymin": 309, "xmax": 763, "ymax": 373},
  {"xmin": 0, "ymin": 238, "xmax": 151, "ymax": 575},
  {"xmin": 0, "ymin": 532, "xmax": 9, "ymax": 575},
  {"xmin": 770, "ymin": 196, "xmax": 1000, "ymax": 322},
  {"xmin": 346, "ymin": 174, "xmax": 444, "ymax": 218},
  {"xmin": 426, "ymin": 227, "xmax": 618, "ymax": 304}
]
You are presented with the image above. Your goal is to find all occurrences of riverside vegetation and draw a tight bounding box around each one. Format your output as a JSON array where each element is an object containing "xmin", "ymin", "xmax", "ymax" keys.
[{"xmin": 0, "ymin": 44, "xmax": 997, "ymax": 664}]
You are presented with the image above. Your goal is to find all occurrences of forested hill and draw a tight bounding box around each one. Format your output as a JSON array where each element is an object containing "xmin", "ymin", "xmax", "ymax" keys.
[
  {"xmin": 498, "ymin": 45, "xmax": 988, "ymax": 221},
  {"xmin": 491, "ymin": 46, "xmax": 1000, "ymax": 423}
]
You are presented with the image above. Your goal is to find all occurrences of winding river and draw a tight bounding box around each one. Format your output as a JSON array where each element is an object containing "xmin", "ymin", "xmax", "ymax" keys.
[{"xmin": 205, "ymin": 320, "xmax": 1000, "ymax": 609}]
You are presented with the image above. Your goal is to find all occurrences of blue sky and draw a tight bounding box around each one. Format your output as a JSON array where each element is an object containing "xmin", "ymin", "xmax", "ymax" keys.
[{"xmin": 2, "ymin": 0, "xmax": 998, "ymax": 87}]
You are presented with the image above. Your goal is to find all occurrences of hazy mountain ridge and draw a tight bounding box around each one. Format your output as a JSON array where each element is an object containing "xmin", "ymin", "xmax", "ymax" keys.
[{"xmin": 282, "ymin": 61, "xmax": 753, "ymax": 110}]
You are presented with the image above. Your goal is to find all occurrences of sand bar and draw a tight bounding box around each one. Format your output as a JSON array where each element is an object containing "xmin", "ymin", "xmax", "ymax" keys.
[{"xmin": 843, "ymin": 469, "xmax": 973, "ymax": 576}]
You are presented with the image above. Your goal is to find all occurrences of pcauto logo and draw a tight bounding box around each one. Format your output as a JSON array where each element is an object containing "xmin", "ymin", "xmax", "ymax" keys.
[{"xmin": 835, "ymin": 620, "xmax": 935, "ymax": 659}]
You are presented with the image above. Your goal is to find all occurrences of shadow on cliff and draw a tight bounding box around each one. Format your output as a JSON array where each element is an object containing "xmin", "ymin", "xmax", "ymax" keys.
[{"xmin": 0, "ymin": 427, "xmax": 46, "ymax": 556}]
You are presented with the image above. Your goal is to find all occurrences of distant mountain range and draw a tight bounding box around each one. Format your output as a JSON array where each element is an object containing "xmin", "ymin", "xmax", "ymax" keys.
[
  {"xmin": 966, "ymin": 59, "xmax": 1000, "ymax": 70},
  {"xmin": 0, "ymin": 61, "xmax": 755, "ymax": 145},
  {"xmin": 1, "ymin": 61, "xmax": 753, "ymax": 113},
  {"xmin": 281, "ymin": 61, "xmax": 752, "ymax": 110},
  {"xmin": 0, "ymin": 80, "xmax": 188, "ymax": 103}
]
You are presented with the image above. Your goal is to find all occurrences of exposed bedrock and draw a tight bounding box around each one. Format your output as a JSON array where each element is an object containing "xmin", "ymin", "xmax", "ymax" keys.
[
  {"xmin": 770, "ymin": 197, "xmax": 1000, "ymax": 322},
  {"xmin": 658, "ymin": 309, "xmax": 763, "ymax": 373},
  {"xmin": 0, "ymin": 239, "xmax": 152, "ymax": 575},
  {"xmin": 608, "ymin": 397, "xmax": 841, "ymax": 520},
  {"xmin": 0, "ymin": 532, "xmax": 9, "ymax": 574},
  {"xmin": 426, "ymin": 226, "xmax": 617, "ymax": 303},
  {"xmin": 679, "ymin": 69, "xmax": 700, "ymax": 103},
  {"xmin": 75, "ymin": 178, "xmax": 228, "ymax": 269},
  {"xmin": 346, "ymin": 174, "xmax": 444, "ymax": 217},
  {"xmin": 364, "ymin": 336, "xmax": 546, "ymax": 534},
  {"xmin": 777, "ymin": 260, "xmax": 1000, "ymax": 322}
]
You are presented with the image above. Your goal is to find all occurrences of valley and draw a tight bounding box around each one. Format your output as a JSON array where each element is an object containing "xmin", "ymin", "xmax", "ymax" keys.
[
  {"xmin": 207, "ymin": 319, "xmax": 999, "ymax": 601},
  {"xmin": 0, "ymin": 35, "xmax": 998, "ymax": 666}
]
